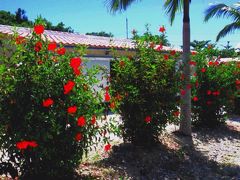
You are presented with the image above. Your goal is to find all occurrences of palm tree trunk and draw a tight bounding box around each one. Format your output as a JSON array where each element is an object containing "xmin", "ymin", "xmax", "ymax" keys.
[{"xmin": 179, "ymin": 0, "xmax": 192, "ymax": 136}]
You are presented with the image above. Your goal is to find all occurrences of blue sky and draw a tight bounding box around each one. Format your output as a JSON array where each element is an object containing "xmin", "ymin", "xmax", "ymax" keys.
[{"xmin": 0, "ymin": 0, "xmax": 239, "ymax": 48}]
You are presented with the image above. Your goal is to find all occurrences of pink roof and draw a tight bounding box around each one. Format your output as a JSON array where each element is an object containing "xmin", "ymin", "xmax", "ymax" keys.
[{"xmin": 0, "ymin": 24, "xmax": 182, "ymax": 52}]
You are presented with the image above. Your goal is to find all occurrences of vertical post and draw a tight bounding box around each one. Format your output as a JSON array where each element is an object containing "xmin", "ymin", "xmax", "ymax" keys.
[{"xmin": 126, "ymin": 18, "xmax": 129, "ymax": 39}]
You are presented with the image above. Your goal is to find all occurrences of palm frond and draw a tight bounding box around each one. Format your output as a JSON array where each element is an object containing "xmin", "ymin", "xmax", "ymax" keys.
[
  {"xmin": 105, "ymin": 0, "xmax": 139, "ymax": 13},
  {"xmin": 204, "ymin": 3, "xmax": 240, "ymax": 22},
  {"xmin": 216, "ymin": 22, "xmax": 240, "ymax": 41},
  {"xmin": 164, "ymin": 0, "xmax": 184, "ymax": 25}
]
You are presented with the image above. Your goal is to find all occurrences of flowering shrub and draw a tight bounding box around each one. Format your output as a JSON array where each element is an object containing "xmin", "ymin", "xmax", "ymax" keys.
[
  {"xmin": 110, "ymin": 28, "xmax": 180, "ymax": 146},
  {"xmin": 0, "ymin": 21, "xmax": 114, "ymax": 179},
  {"xmin": 190, "ymin": 47, "xmax": 240, "ymax": 127}
]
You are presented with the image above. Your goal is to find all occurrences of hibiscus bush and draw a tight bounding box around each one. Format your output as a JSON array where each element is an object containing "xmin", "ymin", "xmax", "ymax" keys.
[
  {"xmin": 110, "ymin": 27, "xmax": 180, "ymax": 146},
  {"xmin": 0, "ymin": 21, "xmax": 114, "ymax": 179},
  {"xmin": 190, "ymin": 47, "xmax": 240, "ymax": 127}
]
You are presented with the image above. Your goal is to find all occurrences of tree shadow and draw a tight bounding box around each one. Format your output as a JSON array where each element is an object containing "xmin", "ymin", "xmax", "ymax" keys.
[{"xmin": 93, "ymin": 128, "xmax": 240, "ymax": 179}]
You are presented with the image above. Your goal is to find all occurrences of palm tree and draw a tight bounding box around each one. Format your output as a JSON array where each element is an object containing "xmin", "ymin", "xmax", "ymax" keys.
[
  {"xmin": 106, "ymin": 0, "xmax": 192, "ymax": 136},
  {"xmin": 204, "ymin": 2, "xmax": 240, "ymax": 41}
]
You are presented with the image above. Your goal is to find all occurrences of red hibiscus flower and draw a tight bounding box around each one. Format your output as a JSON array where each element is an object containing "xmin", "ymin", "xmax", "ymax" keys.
[
  {"xmin": 34, "ymin": 41, "xmax": 42, "ymax": 52},
  {"xmin": 28, "ymin": 141, "xmax": 38, "ymax": 148},
  {"xmin": 164, "ymin": 54, "xmax": 169, "ymax": 60},
  {"xmin": 145, "ymin": 116, "xmax": 151, "ymax": 123},
  {"xmin": 48, "ymin": 42, "xmax": 57, "ymax": 51},
  {"xmin": 110, "ymin": 101, "xmax": 115, "ymax": 109},
  {"xmin": 189, "ymin": 61, "xmax": 197, "ymax": 66},
  {"xmin": 57, "ymin": 47, "xmax": 66, "ymax": 55},
  {"xmin": 149, "ymin": 42, "xmax": 155, "ymax": 48},
  {"xmin": 201, "ymin": 68, "xmax": 206, "ymax": 73},
  {"xmin": 34, "ymin": 24, "xmax": 44, "ymax": 35},
  {"xmin": 156, "ymin": 44, "xmax": 163, "ymax": 51},
  {"xmin": 207, "ymin": 90, "xmax": 212, "ymax": 95},
  {"xmin": 68, "ymin": 106, "xmax": 77, "ymax": 114},
  {"xmin": 173, "ymin": 111, "xmax": 180, "ymax": 117},
  {"xmin": 208, "ymin": 61, "xmax": 214, "ymax": 66},
  {"xmin": 213, "ymin": 91, "xmax": 220, "ymax": 96},
  {"xmin": 77, "ymin": 116, "xmax": 86, "ymax": 127},
  {"xmin": 195, "ymin": 80, "xmax": 199, "ymax": 88},
  {"xmin": 159, "ymin": 26, "xmax": 166, "ymax": 33},
  {"xmin": 16, "ymin": 36, "xmax": 25, "ymax": 44},
  {"xmin": 70, "ymin": 57, "xmax": 82, "ymax": 69},
  {"xmin": 75, "ymin": 133, "xmax": 83, "ymax": 142},
  {"xmin": 214, "ymin": 61, "xmax": 219, "ymax": 66},
  {"xmin": 181, "ymin": 89, "xmax": 186, "ymax": 96},
  {"xmin": 16, "ymin": 141, "xmax": 29, "ymax": 150},
  {"xmin": 64, "ymin": 80, "xmax": 75, "ymax": 94},
  {"xmin": 91, "ymin": 115, "xmax": 96, "ymax": 125},
  {"xmin": 193, "ymin": 96, "xmax": 198, "ymax": 102},
  {"xmin": 105, "ymin": 91, "xmax": 111, "ymax": 102},
  {"xmin": 187, "ymin": 84, "xmax": 192, "ymax": 90},
  {"xmin": 16, "ymin": 140, "xmax": 38, "ymax": 150},
  {"xmin": 104, "ymin": 143, "xmax": 111, "ymax": 152},
  {"xmin": 170, "ymin": 50, "xmax": 176, "ymax": 56},
  {"xmin": 43, "ymin": 98, "xmax": 54, "ymax": 107},
  {"xmin": 119, "ymin": 60, "xmax": 125, "ymax": 68},
  {"xmin": 236, "ymin": 80, "xmax": 240, "ymax": 86},
  {"xmin": 191, "ymin": 52, "xmax": 197, "ymax": 55},
  {"xmin": 116, "ymin": 93, "xmax": 122, "ymax": 101}
]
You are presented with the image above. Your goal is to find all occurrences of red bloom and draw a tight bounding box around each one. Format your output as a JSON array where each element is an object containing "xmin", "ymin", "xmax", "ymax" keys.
[
  {"xmin": 28, "ymin": 141, "xmax": 38, "ymax": 148},
  {"xmin": 57, "ymin": 47, "xmax": 66, "ymax": 55},
  {"xmin": 214, "ymin": 61, "xmax": 219, "ymax": 66},
  {"xmin": 34, "ymin": 41, "xmax": 42, "ymax": 52},
  {"xmin": 68, "ymin": 106, "xmax": 77, "ymax": 114},
  {"xmin": 43, "ymin": 98, "xmax": 54, "ymax": 107},
  {"xmin": 38, "ymin": 60, "xmax": 43, "ymax": 65},
  {"xmin": 170, "ymin": 50, "xmax": 176, "ymax": 56},
  {"xmin": 91, "ymin": 115, "xmax": 96, "ymax": 125},
  {"xmin": 119, "ymin": 60, "xmax": 125, "ymax": 67},
  {"xmin": 187, "ymin": 84, "xmax": 192, "ymax": 89},
  {"xmin": 110, "ymin": 101, "xmax": 115, "ymax": 109},
  {"xmin": 195, "ymin": 80, "xmax": 199, "ymax": 88},
  {"xmin": 34, "ymin": 24, "xmax": 44, "ymax": 35},
  {"xmin": 77, "ymin": 116, "xmax": 86, "ymax": 127},
  {"xmin": 207, "ymin": 90, "xmax": 212, "ymax": 95},
  {"xmin": 173, "ymin": 111, "xmax": 180, "ymax": 117},
  {"xmin": 193, "ymin": 96, "xmax": 198, "ymax": 102},
  {"xmin": 16, "ymin": 141, "xmax": 29, "ymax": 150},
  {"xmin": 70, "ymin": 57, "xmax": 82, "ymax": 69},
  {"xmin": 213, "ymin": 91, "xmax": 220, "ymax": 96},
  {"xmin": 201, "ymin": 68, "xmax": 206, "ymax": 73},
  {"xmin": 16, "ymin": 36, "xmax": 25, "ymax": 44},
  {"xmin": 105, "ymin": 91, "xmax": 111, "ymax": 102},
  {"xmin": 104, "ymin": 143, "xmax": 111, "ymax": 152},
  {"xmin": 193, "ymin": 73, "xmax": 197, "ymax": 77},
  {"xmin": 48, "ymin": 42, "xmax": 57, "ymax": 51},
  {"xmin": 208, "ymin": 61, "xmax": 214, "ymax": 66},
  {"xmin": 75, "ymin": 133, "xmax": 83, "ymax": 142},
  {"xmin": 64, "ymin": 80, "xmax": 75, "ymax": 94},
  {"xmin": 145, "ymin": 116, "xmax": 151, "ymax": 123},
  {"xmin": 149, "ymin": 42, "xmax": 155, "ymax": 48},
  {"xmin": 181, "ymin": 89, "xmax": 186, "ymax": 96},
  {"xmin": 116, "ymin": 93, "xmax": 122, "ymax": 101},
  {"xmin": 156, "ymin": 44, "xmax": 163, "ymax": 51},
  {"xmin": 181, "ymin": 74, "xmax": 185, "ymax": 81},
  {"xmin": 73, "ymin": 68, "xmax": 81, "ymax": 76},
  {"xmin": 16, "ymin": 140, "xmax": 38, "ymax": 150},
  {"xmin": 235, "ymin": 80, "xmax": 240, "ymax": 86},
  {"xmin": 189, "ymin": 61, "xmax": 197, "ymax": 66},
  {"xmin": 159, "ymin": 26, "xmax": 166, "ymax": 33},
  {"xmin": 191, "ymin": 52, "xmax": 197, "ymax": 55},
  {"xmin": 164, "ymin": 54, "xmax": 169, "ymax": 60}
]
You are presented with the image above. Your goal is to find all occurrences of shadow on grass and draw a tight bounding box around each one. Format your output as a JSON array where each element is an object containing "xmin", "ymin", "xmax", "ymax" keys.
[{"xmin": 90, "ymin": 126, "xmax": 240, "ymax": 179}]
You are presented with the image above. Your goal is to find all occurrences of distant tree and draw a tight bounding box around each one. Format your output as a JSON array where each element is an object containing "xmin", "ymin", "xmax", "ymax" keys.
[
  {"xmin": 204, "ymin": 2, "xmax": 240, "ymax": 41},
  {"xmin": 86, "ymin": 31, "xmax": 114, "ymax": 37},
  {"xmin": 0, "ymin": 9, "xmax": 74, "ymax": 32},
  {"xmin": 190, "ymin": 40, "xmax": 211, "ymax": 51},
  {"xmin": 15, "ymin": 8, "xmax": 28, "ymax": 23},
  {"xmin": 220, "ymin": 41, "xmax": 238, "ymax": 58}
]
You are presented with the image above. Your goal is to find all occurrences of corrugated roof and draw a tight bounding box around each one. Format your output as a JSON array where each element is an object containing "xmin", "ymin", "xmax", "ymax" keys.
[{"xmin": 0, "ymin": 24, "xmax": 182, "ymax": 51}]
